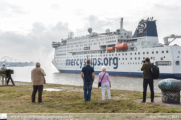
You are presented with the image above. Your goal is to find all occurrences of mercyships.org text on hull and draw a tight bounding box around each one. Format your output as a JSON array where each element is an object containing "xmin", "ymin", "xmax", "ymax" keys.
[{"xmin": 52, "ymin": 17, "xmax": 181, "ymax": 79}]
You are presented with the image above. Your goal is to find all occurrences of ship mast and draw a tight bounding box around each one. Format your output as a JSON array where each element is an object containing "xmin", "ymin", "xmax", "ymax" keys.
[{"xmin": 120, "ymin": 18, "xmax": 123, "ymax": 31}]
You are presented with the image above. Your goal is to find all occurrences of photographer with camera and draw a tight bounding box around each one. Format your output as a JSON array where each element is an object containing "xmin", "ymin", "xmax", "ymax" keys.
[{"xmin": 141, "ymin": 57, "xmax": 154, "ymax": 103}]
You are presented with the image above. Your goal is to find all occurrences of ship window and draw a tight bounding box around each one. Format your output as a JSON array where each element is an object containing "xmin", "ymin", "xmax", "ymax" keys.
[
  {"xmin": 156, "ymin": 51, "xmax": 158, "ymax": 54},
  {"xmin": 161, "ymin": 57, "xmax": 163, "ymax": 60},
  {"xmin": 122, "ymin": 58, "xmax": 124, "ymax": 60},
  {"xmin": 109, "ymin": 54, "xmax": 111, "ymax": 56},
  {"xmin": 166, "ymin": 50, "xmax": 169, "ymax": 53},
  {"xmin": 130, "ymin": 53, "xmax": 132, "ymax": 55},
  {"xmin": 176, "ymin": 61, "xmax": 179, "ymax": 65},
  {"xmin": 122, "ymin": 53, "xmax": 124, "ymax": 55},
  {"xmin": 135, "ymin": 52, "xmax": 136, "ymax": 55},
  {"xmin": 119, "ymin": 54, "xmax": 120, "ymax": 56},
  {"xmin": 125, "ymin": 53, "xmax": 127, "ymax": 55},
  {"xmin": 138, "ymin": 57, "xmax": 140, "ymax": 60},
  {"xmin": 147, "ymin": 52, "xmax": 149, "ymax": 54},
  {"xmin": 138, "ymin": 52, "xmax": 140, "ymax": 55},
  {"xmin": 135, "ymin": 58, "xmax": 137, "ymax": 60},
  {"xmin": 143, "ymin": 57, "xmax": 145, "ymax": 60},
  {"xmin": 115, "ymin": 54, "xmax": 117, "ymax": 56},
  {"xmin": 125, "ymin": 58, "xmax": 127, "ymax": 60},
  {"xmin": 162, "ymin": 51, "xmax": 164, "ymax": 53},
  {"xmin": 143, "ymin": 52, "xmax": 145, "ymax": 54},
  {"xmin": 152, "ymin": 51, "xmax": 154, "ymax": 54},
  {"xmin": 112, "ymin": 54, "xmax": 114, "ymax": 56},
  {"xmin": 130, "ymin": 58, "xmax": 132, "ymax": 60},
  {"xmin": 133, "ymin": 62, "xmax": 134, "ymax": 64},
  {"xmin": 178, "ymin": 56, "xmax": 179, "ymax": 58},
  {"xmin": 119, "ymin": 58, "xmax": 120, "ymax": 60},
  {"xmin": 178, "ymin": 51, "xmax": 180, "ymax": 54},
  {"xmin": 128, "ymin": 62, "xmax": 129, "ymax": 64}
]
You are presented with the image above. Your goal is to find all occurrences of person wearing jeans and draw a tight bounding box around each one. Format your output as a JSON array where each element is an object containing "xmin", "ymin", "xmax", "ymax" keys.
[
  {"xmin": 81, "ymin": 59, "xmax": 95, "ymax": 101},
  {"xmin": 98, "ymin": 66, "xmax": 111, "ymax": 101},
  {"xmin": 141, "ymin": 57, "xmax": 154, "ymax": 103},
  {"xmin": 83, "ymin": 81, "xmax": 93, "ymax": 101}
]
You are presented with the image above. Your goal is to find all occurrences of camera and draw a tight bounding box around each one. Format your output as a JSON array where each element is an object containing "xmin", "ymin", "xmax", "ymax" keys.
[{"xmin": 142, "ymin": 60, "xmax": 145, "ymax": 63}]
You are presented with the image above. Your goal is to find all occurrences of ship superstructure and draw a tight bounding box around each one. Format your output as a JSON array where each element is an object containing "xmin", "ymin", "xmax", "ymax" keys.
[{"xmin": 52, "ymin": 18, "xmax": 181, "ymax": 78}]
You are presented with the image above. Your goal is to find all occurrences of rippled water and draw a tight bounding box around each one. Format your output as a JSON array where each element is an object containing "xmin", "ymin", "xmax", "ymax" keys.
[{"xmin": 8, "ymin": 66, "xmax": 163, "ymax": 93}]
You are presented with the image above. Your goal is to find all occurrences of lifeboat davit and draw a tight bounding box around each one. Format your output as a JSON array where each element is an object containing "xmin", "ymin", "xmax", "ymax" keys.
[
  {"xmin": 115, "ymin": 43, "xmax": 128, "ymax": 49},
  {"xmin": 106, "ymin": 47, "xmax": 115, "ymax": 51}
]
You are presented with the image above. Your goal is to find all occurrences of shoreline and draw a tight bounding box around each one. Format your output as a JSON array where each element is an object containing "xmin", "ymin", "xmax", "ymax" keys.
[{"xmin": 9, "ymin": 81, "xmax": 162, "ymax": 93}]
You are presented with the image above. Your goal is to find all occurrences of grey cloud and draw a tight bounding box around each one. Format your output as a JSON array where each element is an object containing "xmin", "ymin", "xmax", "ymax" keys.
[
  {"xmin": 32, "ymin": 22, "xmax": 46, "ymax": 34},
  {"xmin": 51, "ymin": 4, "xmax": 59, "ymax": 10},
  {"xmin": 0, "ymin": 22, "xmax": 70, "ymax": 61},
  {"xmin": 0, "ymin": 1, "xmax": 27, "ymax": 17},
  {"xmin": 75, "ymin": 15, "xmax": 122, "ymax": 36}
]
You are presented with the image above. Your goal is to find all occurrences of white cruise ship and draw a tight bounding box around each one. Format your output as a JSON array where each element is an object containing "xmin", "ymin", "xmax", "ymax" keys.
[{"xmin": 52, "ymin": 18, "xmax": 181, "ymax": 79}]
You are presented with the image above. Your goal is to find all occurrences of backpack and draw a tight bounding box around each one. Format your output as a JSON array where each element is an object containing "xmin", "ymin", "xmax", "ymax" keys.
[{"xmin": 151, "ymin": 64, "xmax": 160, "ymax": 79}]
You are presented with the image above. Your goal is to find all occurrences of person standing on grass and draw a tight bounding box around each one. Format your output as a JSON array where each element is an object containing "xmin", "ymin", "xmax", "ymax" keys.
[
  {"xmin": 31, "ymin": 62, "xmax": 46, "ymax": 104},
  {"xmin": 81, "ymin": 59, "xmax": 95, "ymax": 102},
  {"xmin": 141, "ymin": 57, "xmax": 154, "ymax": 103},
  {"xmin": 1, "ymin": 63, "xmax": 7, "ymax": 86},
  {"xmin": 98, "ymin": 66, "xmax": 111, "ymax": 101}
]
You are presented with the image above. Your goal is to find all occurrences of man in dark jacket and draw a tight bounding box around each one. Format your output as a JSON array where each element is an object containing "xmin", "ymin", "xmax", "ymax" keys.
[
  {"xmin": 141, "ymin": 57, "xmax": 154, "ymax": 103},
  {"xmin": 81, "ymin": 59, "xmax": 95, "ymax": 101}
]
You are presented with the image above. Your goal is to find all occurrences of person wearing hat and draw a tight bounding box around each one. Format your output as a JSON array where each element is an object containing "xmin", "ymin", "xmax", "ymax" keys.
[{"xmin": 1, "ymin": 63, "xmax": 7, "ymax": 85}]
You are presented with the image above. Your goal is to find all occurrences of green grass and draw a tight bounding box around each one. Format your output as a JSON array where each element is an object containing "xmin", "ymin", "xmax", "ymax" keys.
[{"xmin": 0, "ymin": 83, "xmax": 181, "ymax": 113}]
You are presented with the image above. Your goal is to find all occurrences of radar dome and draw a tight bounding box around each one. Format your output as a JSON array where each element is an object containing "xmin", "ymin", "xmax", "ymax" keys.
[
  {"xmin": 106, "ymin": 29, "xmax": 110, "ymax": 33},
  {"xmin": 88, "ymin": 28, "xmax": 93, "ymax": 33}
]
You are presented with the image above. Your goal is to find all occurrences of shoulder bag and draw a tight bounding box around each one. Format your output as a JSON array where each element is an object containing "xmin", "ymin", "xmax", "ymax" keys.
[{"xmin": 98, "ymin": 72, "xmax": 106, "ymax": 87}]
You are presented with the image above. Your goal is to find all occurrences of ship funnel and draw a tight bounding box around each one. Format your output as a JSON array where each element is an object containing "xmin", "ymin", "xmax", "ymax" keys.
[{"xmin": 132, "ymin": 18, "xmax": 158, "ymax": 38}]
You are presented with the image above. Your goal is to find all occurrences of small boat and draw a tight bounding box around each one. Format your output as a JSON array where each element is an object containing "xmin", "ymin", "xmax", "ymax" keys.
[
  {"xmin": 106, "ymin": 47, "xmax": 115, "ymax": 51},
  {"xmin": 115, "ymin": 43, "xmax": 128, "ymax": 49}
]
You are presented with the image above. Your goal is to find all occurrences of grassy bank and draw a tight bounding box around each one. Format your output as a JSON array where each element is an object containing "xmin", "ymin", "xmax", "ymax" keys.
[{"xmin": 0, "ymin": 83, "xmax": 181, "ymax": 113}]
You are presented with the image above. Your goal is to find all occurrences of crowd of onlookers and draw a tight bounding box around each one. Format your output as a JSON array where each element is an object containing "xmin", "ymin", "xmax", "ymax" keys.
[{"xmin": 1, "ymin": 57, "xmax": 154, "ymax": 104}]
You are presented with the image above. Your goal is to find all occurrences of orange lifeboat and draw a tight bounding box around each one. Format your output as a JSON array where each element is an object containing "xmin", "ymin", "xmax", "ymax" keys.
[
  {"xmin": 106, "ymin": 47, "xmax": 115, "ymax": 51},
  {"xmin": 115, "ymin": 43, "xmax": 128, "ymax": 49}
]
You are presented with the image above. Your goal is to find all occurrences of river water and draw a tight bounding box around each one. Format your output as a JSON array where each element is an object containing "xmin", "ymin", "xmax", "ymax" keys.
[{"xmin": 6, "ymin": 66, "xmax": 163, "ymax": 93}]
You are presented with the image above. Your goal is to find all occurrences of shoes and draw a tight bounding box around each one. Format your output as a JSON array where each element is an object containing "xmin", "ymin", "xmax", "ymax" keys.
[
  {"xmin": 38, "ymin": 101, "xmax": 44, "ymax": 104},
  {"xmin": 141, "ymin": 101, "xmax": 145, "ymax": 103},
  {"xmin": 151, "ymin": 100, "xmax": 154, "ymax": 103},
  {"xmin": 32, "ymin": 102, "xmax": 35, "ymax": 103}
]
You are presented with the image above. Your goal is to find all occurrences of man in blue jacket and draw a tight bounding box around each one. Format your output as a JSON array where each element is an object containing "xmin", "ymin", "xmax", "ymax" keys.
[{"xmin": 81, "ymin": 59, "xmax": 95, "ymax": 101}]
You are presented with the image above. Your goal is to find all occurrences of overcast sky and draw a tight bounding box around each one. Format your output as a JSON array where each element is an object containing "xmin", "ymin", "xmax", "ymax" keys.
[{"xmin": 0, "ymin": 0, "xmax": 181, "ymax": 62}]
